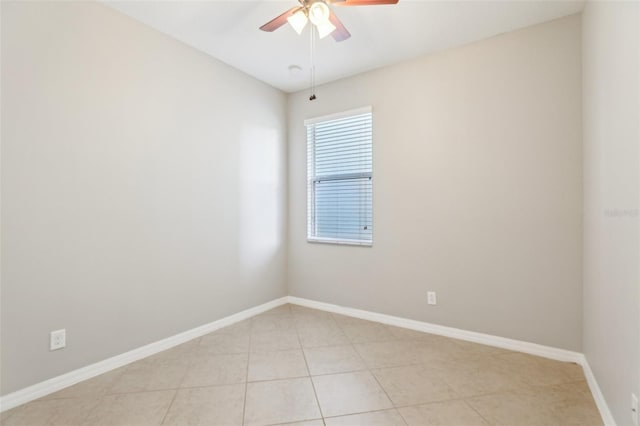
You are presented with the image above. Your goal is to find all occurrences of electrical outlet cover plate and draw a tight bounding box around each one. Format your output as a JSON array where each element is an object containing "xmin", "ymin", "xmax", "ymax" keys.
[
  {"xmin": 50, "ymin": 329, "xmax": 66, "ymax": 351},
  {"xmin": 427, "ymin": 291, "xmax": 437, "ymax": 305}
]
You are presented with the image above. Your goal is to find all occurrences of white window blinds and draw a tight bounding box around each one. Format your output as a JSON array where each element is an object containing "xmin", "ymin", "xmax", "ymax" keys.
[{"xmin": 306, "ymin": 107, "xmax": 373, "ymax": 246}]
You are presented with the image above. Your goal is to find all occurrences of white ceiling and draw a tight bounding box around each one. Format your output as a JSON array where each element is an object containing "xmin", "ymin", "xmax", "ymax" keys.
[{"xmin": 105, "ymin": 0, "xmax": 584, "ymax": 93}]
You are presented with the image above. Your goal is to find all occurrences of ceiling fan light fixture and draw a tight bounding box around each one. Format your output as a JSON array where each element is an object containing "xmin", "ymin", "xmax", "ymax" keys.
[
  {"xmin": 308, "ymin": 1, "xmax": 331, "ymax": 26},
  {"xmin": 316, "ymin": 20, "xmax": 337, "ymax": 39},
  {"xmin": 287, "ymin": 9, "xmax": 308, "ymax": 34}
]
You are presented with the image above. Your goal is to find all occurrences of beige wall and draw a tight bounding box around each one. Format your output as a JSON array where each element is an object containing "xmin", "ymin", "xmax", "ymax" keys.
[
  {"xmin": 582, "ymin": 1, "xmax": 640, "ymax": 424},
  {"xmin": 288, "ymin": 15, "xmax": 583, "ymax": 351},
  {"xmin": 1, "ymin": 1, "xmax": 287, "ymax": 395}
]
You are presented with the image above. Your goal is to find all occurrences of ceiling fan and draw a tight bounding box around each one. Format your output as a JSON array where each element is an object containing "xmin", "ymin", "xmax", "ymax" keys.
[{"xmin": 260, "ymin": 0, "xmax": 399, "ymax": 42}]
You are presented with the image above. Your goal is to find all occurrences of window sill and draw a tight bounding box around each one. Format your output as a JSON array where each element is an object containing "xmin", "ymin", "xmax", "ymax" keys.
[{"xmin": 307, "ymin": 237, "xmax": 372, "ymax": 247}]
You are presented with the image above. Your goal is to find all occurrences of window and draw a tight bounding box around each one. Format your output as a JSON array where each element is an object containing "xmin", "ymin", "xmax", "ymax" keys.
[{"xmin": 306, "ymin": 107, "xmax": 373, "ymax": 246}]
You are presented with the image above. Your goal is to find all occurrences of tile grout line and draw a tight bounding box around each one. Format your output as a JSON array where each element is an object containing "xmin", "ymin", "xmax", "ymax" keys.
[
  {"xmin": 329, "ymin": 311, "xmax": 409, "ymax": 425},
  {"xmin": 241, "ymin": 318, "xmax": 254, "ymax": 426},
  {"xmin": 346, "ymin": 333, "xmax": 408, "ymax": 424},
  {"xmin": 159, "ymin": 341, "xmax": 200, "ymax": 425},
  {"xmin": 369, "ymin": 377, "xmax": 596, "ymax": 412},
  {"xmin": 70, "ymin": 363, "xmax": 132, "ymax": 425},
  {"xmin": 368, "ymin": 357, "xmax": 461, "ymax": 414},
  {"xmin": 70, "ymin": 393, "xmax": 102, "ymax": 426},
  {"xmin": 322, "ymin": 406, "xmax": 411, "ymax": 422},
  {"xmin": 158, "ymin": 390, "xmax": 179, "ymax": 425},
  {"xmin": 292, "ymin": 308, "xmax": 326, "ymax": 423},
  {"xmin": 461, "ymin": 398, "xmax": 494, "ymax": 425}
]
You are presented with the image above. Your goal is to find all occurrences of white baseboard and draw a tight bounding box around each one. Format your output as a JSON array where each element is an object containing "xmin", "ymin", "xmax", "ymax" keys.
[
  {"xmin": 287, "ymin": 296, "xmax": 583, "ymax": 363},
  {"xmin": 287, "ymin": 296, "xmax": 616, "ymax": 426},
  {"xmin": 581, "ymin": 356, "xmax": 617, "ymax": 426},
  {"xmin": 1, "ymin": 295, "xmax": 616, "ymax": 426},
  {"xmin": 0, "ymin": 296, "xmax": 288, "ymax": 413}
]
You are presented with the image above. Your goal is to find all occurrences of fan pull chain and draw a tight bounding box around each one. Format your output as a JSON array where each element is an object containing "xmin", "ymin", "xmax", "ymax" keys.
[{"xmin": 309, "ymin": 26, "xmax": 317, "ymax": 101}]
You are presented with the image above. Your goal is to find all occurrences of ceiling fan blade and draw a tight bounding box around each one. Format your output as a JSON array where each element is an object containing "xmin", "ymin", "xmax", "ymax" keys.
[
  {"xmin": 334, "ymin": 0, "xmax": 399, "ymax": 5},
  {"xmin": 329, "ymin": 11, "xmax": 351, "ymax": 42},
  {"xmin": 259, "ymin": 6, "xmax": 302, "ymax": 32}
]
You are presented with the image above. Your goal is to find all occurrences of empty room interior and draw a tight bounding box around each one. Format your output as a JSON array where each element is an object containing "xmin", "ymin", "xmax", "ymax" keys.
[{"xmin": 0, "ymin": 0, "xmax": 638, "ymax": 425}]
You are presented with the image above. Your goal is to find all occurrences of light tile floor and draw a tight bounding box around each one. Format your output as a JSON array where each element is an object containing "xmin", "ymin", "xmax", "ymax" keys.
[{"xmin": 1, "ymin": 304, "xmax": 603, "ymax": 426}]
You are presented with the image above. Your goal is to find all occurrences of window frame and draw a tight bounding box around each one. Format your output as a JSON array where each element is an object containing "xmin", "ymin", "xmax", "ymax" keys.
[{"xmin": 305, "ymin": 106, "xmax": 373, "ymax": 247}]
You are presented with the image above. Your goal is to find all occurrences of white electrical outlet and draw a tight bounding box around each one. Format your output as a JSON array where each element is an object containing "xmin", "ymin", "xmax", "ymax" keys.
[
  {"xmin": 50, "ymin": 329, "xmax": 66, "ymax": 351},
  {"xmin": 632, "ymin": 393, "xmax": 638, "ymax": 426},
  {"xmin": 427, "ymin": 291, "xmax": 437, "ymax": 305}
]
